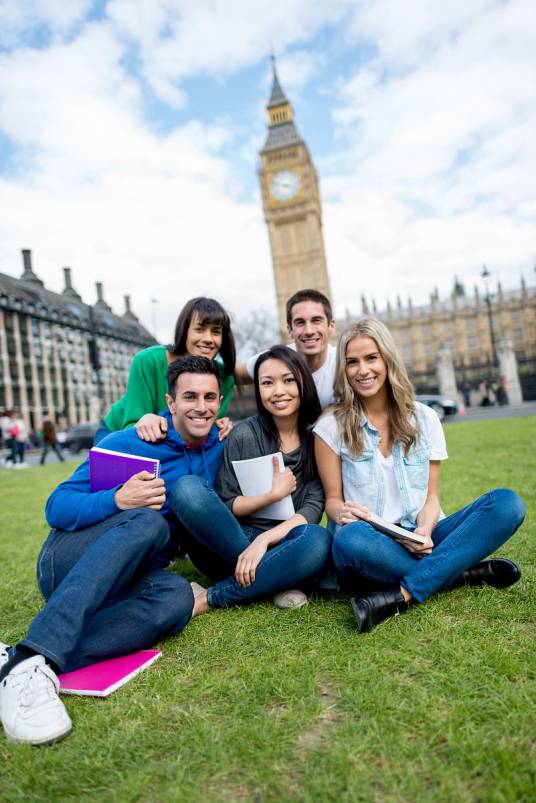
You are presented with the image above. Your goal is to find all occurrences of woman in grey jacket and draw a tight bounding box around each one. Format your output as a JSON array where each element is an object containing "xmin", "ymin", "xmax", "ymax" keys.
[{"xmin": 171, "ymin": 346, "xmax": 330, "ymax": 612}]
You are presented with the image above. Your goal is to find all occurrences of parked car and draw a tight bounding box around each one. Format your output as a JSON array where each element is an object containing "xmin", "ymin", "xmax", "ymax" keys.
[
  {"xmin": 416, "ymin": 395, "xmax": 458, "ymax": 421},
  {"xmin": 65, "ymin": 423, "xmax": 98, "ymax": 453}
]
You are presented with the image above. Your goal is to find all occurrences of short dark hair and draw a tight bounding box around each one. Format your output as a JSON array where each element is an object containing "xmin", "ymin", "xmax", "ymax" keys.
[
  {"xmin": 167, "ymin": 355, "xmax": 221, "ymax": 398},
  {"xmin": 253, "ymin": 345, "xmax": 321, "ymax": 482},
  {"xmin": 286, "ymin": 289, "xmax": 333, "ymax": 328},
  {"xmin": 168, "ymin": 297, "xmax": 236, "ymax": 380}
]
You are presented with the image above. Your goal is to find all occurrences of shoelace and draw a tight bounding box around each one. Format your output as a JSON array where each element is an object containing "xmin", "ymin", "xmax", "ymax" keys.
[{"xmin": 12, "ymin": 664, "xmax": 59, "ymax": 709}]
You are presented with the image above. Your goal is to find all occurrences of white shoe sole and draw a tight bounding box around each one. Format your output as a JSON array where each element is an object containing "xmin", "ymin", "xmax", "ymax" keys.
[{"xmin": 5, "ymin": 721, "xmax": 72, "ymax": 747}]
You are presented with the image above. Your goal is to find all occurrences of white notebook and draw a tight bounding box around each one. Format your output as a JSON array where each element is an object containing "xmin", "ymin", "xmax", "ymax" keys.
[
  {"xmin": 232, "ymin": 452, "xmax": 295, "ymax": 520},
  {"xmin": 368, "ymin": 513, "xmax": 427, "ymax": 545}
]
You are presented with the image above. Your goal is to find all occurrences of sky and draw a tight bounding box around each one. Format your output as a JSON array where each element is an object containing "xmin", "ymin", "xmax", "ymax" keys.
[{"xmin": 0, "ymin": 0, "xmax": 534, "ymax": 341}]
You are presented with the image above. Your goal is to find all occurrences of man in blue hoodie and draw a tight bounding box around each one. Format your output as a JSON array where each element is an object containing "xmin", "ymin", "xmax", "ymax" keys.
[{"xmin": 0, "ymin": 356, "xmax": 224, "ymax": 747}]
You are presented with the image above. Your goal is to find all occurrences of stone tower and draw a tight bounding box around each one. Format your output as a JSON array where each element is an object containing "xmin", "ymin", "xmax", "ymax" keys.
[{"xmin": 259, "ymin": 57, "xmax": 331, "ymax": 334}]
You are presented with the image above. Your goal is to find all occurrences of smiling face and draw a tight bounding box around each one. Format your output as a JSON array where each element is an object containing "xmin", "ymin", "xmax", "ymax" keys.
[
  {"xmin": 257, "ymin": 358, "xmax": 301, "ymax": 422},
  {"xmin": 185, "ymin": 312, "xmax": 223, "ymax": 360},
  {"xmin": 287, "ymin": 300, "xmax": 335, "ymax": 361},
  {"xmin": 345, "ymin": 336, "xmax": 388, "ymax": 403},
  {"xmin": 166, "ymin": 371, "xmax": 220, "ymax": 443}
]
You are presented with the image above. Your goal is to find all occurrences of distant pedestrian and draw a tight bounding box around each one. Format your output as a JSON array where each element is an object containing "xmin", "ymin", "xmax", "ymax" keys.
[
  {"xmin": 1, "ymin": 411, "xmax": 12, "ymax": 465},
  {"xmin": 497, "ymin": 376, "xmax": 510, "ymax": 406},
  {"xmin": 479, "ymin": 380, "xmax": 491, "ymax": 407},
  {"xmin": 9, "ymin": 411, "xmax": 28, "ymax": 468},
  {"xmin": 461, "ymin": 380, "xmax": 471, "ymax": 408},
  {"xmin": 40, "ymin": 415, "xmax": 65, "ymax": 464}
]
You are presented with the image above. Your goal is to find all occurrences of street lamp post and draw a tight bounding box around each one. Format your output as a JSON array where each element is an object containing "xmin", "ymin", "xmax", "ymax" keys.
[
  {"xmin": 481, "ymin": 265, "xmax": 498, "ymax": 369},
  {"xmin": 150, "ymin": 298, "xmax": 159, "ymax": 343}
]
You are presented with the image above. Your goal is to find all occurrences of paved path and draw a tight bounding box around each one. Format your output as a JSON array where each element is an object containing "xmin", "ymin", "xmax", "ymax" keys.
[
  {"xmin": 1, "ymin": 449, "xmax": 87, "ymax": 470},
  {"xmin": 445, "ymin": 401, "xmax": 536, "ymax": 424},
  {"xmin": 2, "ymin": 402, "xmax": 535, "ymax": 470}
]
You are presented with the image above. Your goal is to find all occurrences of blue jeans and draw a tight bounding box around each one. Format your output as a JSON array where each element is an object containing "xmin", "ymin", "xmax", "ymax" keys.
[
  {"xmin": 171, "ymin": 475, "xmax": 331, "ymax": 608},
  {"xmin": 21, "ymin": 509, "xmax": 193, "ymax": 672},
  {"xmin": 332, "ymin": 489, "xmax": 525, "ymax": 603},
  {"xmin": 40, "ymin": 443, "xmax": 64, "ymax": 463}
]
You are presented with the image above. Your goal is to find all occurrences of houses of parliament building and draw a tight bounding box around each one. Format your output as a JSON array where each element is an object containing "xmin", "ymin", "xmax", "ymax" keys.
[{"xmin": 1, "ymin": 64, "xmax": 535, "ymax": 432}]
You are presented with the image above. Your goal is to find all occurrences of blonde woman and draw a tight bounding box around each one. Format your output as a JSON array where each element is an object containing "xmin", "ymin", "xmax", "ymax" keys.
[{"xmin": 314, "ymin": 317, "xmax": 525, "ymax": 632}]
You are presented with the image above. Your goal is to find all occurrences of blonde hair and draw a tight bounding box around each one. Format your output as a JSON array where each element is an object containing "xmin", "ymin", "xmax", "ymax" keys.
[{"xmin": 332, "ymin": 317, "xmax": 419, "ymax": 456}]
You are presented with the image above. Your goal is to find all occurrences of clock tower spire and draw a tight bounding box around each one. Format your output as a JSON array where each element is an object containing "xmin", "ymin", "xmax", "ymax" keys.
[{"xmin": 259, "ymin": 57, "xmax": 331, "ymax": 335}]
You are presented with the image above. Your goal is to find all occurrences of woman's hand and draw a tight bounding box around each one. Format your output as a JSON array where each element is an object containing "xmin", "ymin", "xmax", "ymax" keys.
[
  {"xmin": 234, "ymin": 537, "xmax": 269, "ymax": 587},
  {"xmin": 403, "ymin": 525, "xmax": 434, "ymax": 555},
  {"xmin": 216, "ymin": 417, "xmax": 233, "ymax": 441},
  {"xmin": 271, "ymin": 456, "xmax": 297, "ymax": 501},
  {"xmin": 339, "ymin": 501, "xmax": 372, "ymax": 526},
  {"xmin": 135, "ymin": 414, "xmax": 167, "ymax": 442}
]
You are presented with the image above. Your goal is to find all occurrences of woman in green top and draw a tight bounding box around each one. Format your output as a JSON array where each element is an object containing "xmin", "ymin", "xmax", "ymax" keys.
[{"xmin": 94, "ymin": 297, "xmax": 237, "ymax": 444}]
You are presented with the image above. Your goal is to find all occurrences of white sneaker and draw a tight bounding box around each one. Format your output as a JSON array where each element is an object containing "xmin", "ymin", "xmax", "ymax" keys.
[
  {"xmin": 190, "ymin": 581, "xmax": 207, "ymax": 599},
  {"xmin": 272, "ymin": 589, "xmax": 308, "ymax": 609},
  {"xmin": 0, "ymin": 642, "xmax": 10, "ymax": 670},
  {"xmin": 0, "ymin": 655, "xmax": 72, "ymax": 745}
]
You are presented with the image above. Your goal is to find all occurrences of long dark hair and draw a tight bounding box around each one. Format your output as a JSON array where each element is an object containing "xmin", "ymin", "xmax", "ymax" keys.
[
  {"xmin": 168, "ymin": 297, "xmax": 236, "ymax": 381},
  {"xmin": 253, "ymin": 346, "xmax": 321, "ymax": 482}
]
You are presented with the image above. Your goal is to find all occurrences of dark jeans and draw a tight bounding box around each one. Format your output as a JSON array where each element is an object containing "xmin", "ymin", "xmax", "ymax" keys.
[
  {"xmin": 332, "ymin": 489, "xmax": 525, "ymax": 603},
  {"xmin": 40, "ymin": 443, "xmax": 65, "ymax": 463},
  {"xmin": 171, "ymin": 475, "xmax": 331, "ymax": 608},
  {"xmin": 20, "ymin": 509, "xmax": 193, "ymax": 672}
]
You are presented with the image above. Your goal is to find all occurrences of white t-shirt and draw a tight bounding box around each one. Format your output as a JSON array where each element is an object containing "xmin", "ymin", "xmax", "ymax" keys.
[
  {"xmin": 377, "ymin": 451, "xmax": 405, "ymax": 523},
  {"xmin": 314, "ymin": 402, "xmax": 448, "ymax": 521},
  {"xmin": 246, "ymin": 344, "xmax": 337, "ymax": 410}
]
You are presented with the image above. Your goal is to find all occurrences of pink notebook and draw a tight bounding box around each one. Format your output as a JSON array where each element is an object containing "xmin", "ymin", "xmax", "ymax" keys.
[{"xmin": 58, "ymin": 650, "xmax": 161, "ymax": 697}]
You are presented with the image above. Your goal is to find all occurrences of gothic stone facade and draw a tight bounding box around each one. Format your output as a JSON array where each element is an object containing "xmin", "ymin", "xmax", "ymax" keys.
[
  {"xmin": 353, "ymin": 280, "xmax": 536, "ymax": 399},
  {"xmin": 0, "ymin": 250, "xmax": 156, "ymax": 432}
]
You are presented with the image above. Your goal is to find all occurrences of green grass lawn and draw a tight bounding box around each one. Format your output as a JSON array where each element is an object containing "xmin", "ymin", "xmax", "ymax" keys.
[{"xmin": 1, "ymin": 417, "xmax": 535, "ymax": 802}]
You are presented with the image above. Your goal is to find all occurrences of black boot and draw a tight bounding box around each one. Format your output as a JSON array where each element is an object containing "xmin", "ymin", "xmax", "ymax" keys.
[
  {"xmin": 449, "ymin": 558, "xmax": 521, "ymax": 590},
  {"xmin": 351, "ymin": 588, "xmax": 408, "ymax": 633}
]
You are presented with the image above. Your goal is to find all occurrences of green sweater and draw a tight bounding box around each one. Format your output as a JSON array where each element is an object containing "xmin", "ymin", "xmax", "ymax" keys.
[{"xmin": 104, "ymin": 345, "xmax": 235, "ymax": 432}]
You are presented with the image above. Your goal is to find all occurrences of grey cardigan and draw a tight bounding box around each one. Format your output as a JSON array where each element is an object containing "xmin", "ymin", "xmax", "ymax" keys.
[{"xmin": 215, "ymin": 416, "xmax": 324, "ymax": 532}]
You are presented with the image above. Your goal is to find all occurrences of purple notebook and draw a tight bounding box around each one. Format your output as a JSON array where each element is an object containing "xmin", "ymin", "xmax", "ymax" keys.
[
  {"xmin": 89, "ymin": 446, "xmax": 160, "ymax": 492},
  {"xmin": 59, "ymin": 650, "xmax": 161, "ymax": 697}
]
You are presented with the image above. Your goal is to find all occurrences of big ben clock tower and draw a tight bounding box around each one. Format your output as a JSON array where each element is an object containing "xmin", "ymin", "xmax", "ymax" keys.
[{"xmin": 259, "ymin": 58, "xmax": 331, "ymax": 334}]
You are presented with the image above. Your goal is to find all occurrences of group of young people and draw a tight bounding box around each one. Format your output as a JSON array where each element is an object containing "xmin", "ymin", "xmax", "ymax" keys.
[{"xmin": 0, "ymin": 289, "xmax": 525, "ymax": 747}]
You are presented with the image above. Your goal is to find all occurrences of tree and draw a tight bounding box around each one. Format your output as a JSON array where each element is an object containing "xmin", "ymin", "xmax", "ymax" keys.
[{"xmin": 233, "ymin": 308, "xmax": 280, "ymax": 361}]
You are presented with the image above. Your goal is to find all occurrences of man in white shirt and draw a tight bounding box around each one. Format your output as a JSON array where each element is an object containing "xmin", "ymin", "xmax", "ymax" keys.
[{"xmin": 238, "ymin": 289, "xmax": 337, "ymax": 409}]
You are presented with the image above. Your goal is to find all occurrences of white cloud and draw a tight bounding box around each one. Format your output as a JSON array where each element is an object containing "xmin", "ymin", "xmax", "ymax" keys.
[
  {"xmin": 0, "ymin": 0, "xmax": 534, "ymax": 336},
  {"xmin": 107, "ymin": 0, "xmax": 352, "ymax": 106},
  {"xmin": 323, "ymin": 0, "xmax": 536, "ymax": 314},
  {"xmin": 0, "ymin": 19, "xmax": 276, "ymax": 338},
  {"xmin": 0, "ymin": 0, "xmax": 92, "ymax": 48}
]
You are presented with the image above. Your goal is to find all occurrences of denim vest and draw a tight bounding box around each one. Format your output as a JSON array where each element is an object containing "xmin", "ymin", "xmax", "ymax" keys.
[{"xmin": 338, "ymin": 404, "xmax": 432, "ymax": 529}]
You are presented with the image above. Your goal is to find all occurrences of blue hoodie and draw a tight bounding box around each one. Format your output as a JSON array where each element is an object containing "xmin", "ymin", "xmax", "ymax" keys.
[{"xmin": 45, "ymin": 411, "xmax": 224, "ymax": 532}]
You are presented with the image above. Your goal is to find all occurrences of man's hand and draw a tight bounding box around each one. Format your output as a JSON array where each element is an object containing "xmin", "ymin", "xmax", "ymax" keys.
[
  {"xmin": 135, "ymin": 414, "xmax": 167, "ymax": 443},
  {"xmin": 216, "ymin": 417, "xmax": 233, "ymax": 441},
  {"xmin": 114, "ymin": 471, "xmax": 166, "ymax": 511},
  {"xmin": 235, "ymin": 537, "xmax": 269, "ymax": 587},
  {"xmin": 270, "ymin": 455, "xmax": 296, "ymax": 501}
]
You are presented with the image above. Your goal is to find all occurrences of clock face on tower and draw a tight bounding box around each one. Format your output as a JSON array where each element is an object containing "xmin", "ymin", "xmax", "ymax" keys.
[{"xmin": 270, "ymin": 170, "xmax": 300, "ymax": 201}]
